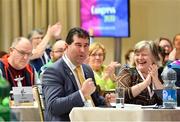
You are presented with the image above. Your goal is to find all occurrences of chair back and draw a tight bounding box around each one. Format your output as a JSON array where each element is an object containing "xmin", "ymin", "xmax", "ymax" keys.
[{"xmin": 33, "ymin": 86, "xmax": 44, "ymax": 121}]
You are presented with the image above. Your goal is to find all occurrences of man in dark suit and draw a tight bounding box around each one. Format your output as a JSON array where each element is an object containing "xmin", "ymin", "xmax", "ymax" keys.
[{"xmin": 42, "ymin": 27, "xmax": 114, "ymax": 121}]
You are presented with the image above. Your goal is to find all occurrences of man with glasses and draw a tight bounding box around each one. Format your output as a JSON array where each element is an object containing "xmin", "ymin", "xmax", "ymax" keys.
[
  {"xmin": 0, "ymin": 37, "xmax": 39, "ymax": 88},
  {"xmin": 39, "ymin": 39, "xmax": 67, "ymax": 77}
]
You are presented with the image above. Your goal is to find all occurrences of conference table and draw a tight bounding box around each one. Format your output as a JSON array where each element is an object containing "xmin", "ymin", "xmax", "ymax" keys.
[
  {"xmin": 70, "ymin": 105, "xmax": 180, "ymax": 122},
  {"xmin": 10, "ymin": 87, "xmax": 42, "ymax": 121},
  {"xmin": 11, "ymin": 101, "xmax": 41, "ymax": 121}
]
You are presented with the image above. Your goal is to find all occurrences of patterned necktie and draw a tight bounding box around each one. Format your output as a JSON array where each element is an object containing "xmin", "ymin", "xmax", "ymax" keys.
[{"xmin": 75, "ymin": 66, "xmax": 95, "ymax": 107}]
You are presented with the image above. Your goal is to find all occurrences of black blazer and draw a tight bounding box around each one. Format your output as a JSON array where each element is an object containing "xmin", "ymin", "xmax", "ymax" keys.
[{"xmin": 42, "ymin": 58, "xmax": 106, "ymax": 121}]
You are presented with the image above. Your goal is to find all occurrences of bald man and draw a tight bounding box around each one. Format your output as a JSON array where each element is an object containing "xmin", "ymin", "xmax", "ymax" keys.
[
  {"xmin": 50, "ymin": 40, "xmax": 67, "ymax": 62},
  {"xmin": 0, "ymin": 37, "xmax": 39, "ymax": 88},
  {"xmin": 39, "ymin": 40, "xmax": 67, "ymax": 77}
]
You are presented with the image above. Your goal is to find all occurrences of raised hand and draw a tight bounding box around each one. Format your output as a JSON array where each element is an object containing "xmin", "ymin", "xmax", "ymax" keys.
[
  {"xmin": 51, "ymin": 22, "xmax": 62, "ymax": 39},
  {"xmin": 46, "ymin": 22, "xmax": 62, "ymax": 40}
]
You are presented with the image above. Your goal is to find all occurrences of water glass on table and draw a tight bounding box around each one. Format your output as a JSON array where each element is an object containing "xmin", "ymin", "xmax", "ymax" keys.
[{"xmin": 115, "ymin": 87, "xmax": 125, "ymax": 108}]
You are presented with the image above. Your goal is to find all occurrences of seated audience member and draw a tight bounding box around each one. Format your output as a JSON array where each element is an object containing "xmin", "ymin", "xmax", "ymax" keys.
[
  {"xmin": 0, "ymin": 37, "xmax": 39, "ymax": 88},
  {"xmin": 88, "ymin": 42, "xmax": 120, "ymax": 95},
  {"xmin": 42, "ymin": 27, "xmax": 115, "ymax": 121},
  {"xmin": 116, "ymin": 40, "xmax": 164, "ymax": 105},
  {"xmin": 169, "ymin": 33, "xmax": 180, "ymax": 61},
  {"xmin": 124, "ymin": 49, "xmax": 134, "ymax": 67},
  {"xmin": 158, "ymin": 37, "xmax": 173, "ymax": 65},
  {"xmin": 28, "ymin": 22, "xmax": 62, "ymax": 72},
  {"xmin": 0, "ymin": 50, "xmax": 7, "ymax": 58},
  {"xmin": 39, "ymin": 39, "xmax": 67, "ymax": 76}
]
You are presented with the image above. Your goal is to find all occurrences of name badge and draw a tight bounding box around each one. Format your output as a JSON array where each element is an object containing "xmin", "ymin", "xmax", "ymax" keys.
[{"xmin": 12, "ymin": 87, "xmax": 33, "ymax": 105}]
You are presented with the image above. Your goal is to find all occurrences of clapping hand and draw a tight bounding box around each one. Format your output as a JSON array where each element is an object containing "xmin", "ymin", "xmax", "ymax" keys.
[
  {"xmin": 144, "ymin": 64, "xmax": 158, "ymax": 87},
  {"xmin": 148, "ymin": 64, "xmax": 158, "ymax": 81},
  {"xmin": 104, "ymin": 62, "xmax": 121, "ymax": 80},
  {"xmin": 148, "ymin": 64, "xmax": 164, "ymax": 89}
]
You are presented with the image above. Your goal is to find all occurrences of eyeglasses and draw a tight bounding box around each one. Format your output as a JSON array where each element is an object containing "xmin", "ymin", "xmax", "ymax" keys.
[
  {"xmin": 90, "ymin": 53, "xmax": 104, "ymax": 57},
  {"xmin": 13, "ymin": 47, "xmax": 33, "ymax": 57},
  {"xmin": 52, "ymin": 49, "xmax": 65, "ymax": 53}
]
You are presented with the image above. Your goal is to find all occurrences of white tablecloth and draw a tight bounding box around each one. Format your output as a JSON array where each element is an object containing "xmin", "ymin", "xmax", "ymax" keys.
[{"xmin": 70, "ymin": 106, "xmax": 180, "ymax": 122}]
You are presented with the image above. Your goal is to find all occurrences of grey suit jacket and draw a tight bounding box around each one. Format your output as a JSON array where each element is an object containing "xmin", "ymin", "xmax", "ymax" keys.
[{"xmin": 42, "ymin": 58, "xmax": 106, "ymax": 121}]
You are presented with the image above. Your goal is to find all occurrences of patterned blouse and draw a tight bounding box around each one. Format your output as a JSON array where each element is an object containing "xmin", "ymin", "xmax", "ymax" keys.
[{"xmin": 116, "ymin": 67, "xmax": 163, "ymax": 105}]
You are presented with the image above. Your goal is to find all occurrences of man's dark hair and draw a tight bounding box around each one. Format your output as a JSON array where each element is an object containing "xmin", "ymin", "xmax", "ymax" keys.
[{"xmin": 65, "ymin": 27, "xmax": 90, "ymax": 45}]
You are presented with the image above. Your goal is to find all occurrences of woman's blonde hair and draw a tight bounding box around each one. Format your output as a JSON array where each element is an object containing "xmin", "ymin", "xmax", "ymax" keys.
[{"xmin": 89, "ymin": 42, "xmax": 106, "ymax": 61}]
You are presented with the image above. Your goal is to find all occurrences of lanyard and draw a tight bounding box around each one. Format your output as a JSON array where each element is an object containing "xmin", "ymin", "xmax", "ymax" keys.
[{"xmin": 136, "ymin": 68, "xmax": 154, "ymax": 99}]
